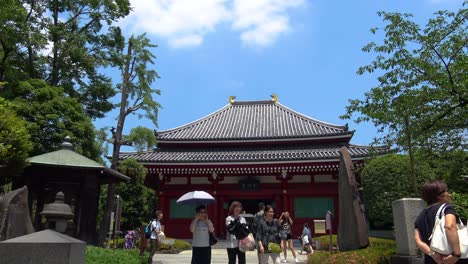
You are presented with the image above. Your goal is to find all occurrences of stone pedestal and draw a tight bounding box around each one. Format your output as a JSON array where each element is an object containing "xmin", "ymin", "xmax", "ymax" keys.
[
  {"xmin": 0, "ymin": 229, "xmax": 85, "ymax": 264},
  {"xmin": 391, "ymin": 198, "xmax": 425, "ymax": 264}
]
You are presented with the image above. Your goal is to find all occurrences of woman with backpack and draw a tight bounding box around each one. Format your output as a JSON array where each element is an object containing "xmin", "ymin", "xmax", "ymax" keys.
[
  {"xmin": 147, "ymin": 210, "xmax": 163, "ymax": 264},
  {"xmin": 226, "ymin": 201, "xmax": 248, "ymax": 264}
]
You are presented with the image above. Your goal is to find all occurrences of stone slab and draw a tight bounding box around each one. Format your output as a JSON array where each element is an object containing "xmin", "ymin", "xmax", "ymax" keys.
[
  {"xmin": 392, "ymin": 198, "xmax": 425, "ymax": 256},
  {"xmin": 0, "ymin": 229, "xmax": 86, "ymax": 264}
]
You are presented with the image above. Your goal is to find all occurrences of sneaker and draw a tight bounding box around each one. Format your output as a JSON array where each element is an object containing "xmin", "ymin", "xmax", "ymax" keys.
[
  {"xmin": 282, "ymin": 260, "xmax": 287, "ymax": 263},
  {"xmin": 294, "ymin": 258, "xmax": 300, "ymax": 263}
]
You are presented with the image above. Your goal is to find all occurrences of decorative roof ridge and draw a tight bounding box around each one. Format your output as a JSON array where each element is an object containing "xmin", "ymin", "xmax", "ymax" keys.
[
  {"xmin": 156, "ymin": 104, "xmax": 232, "ymax": 135},
  {"xmin": 231, "ymin": 100, "xmax": 275, "ymax": 105},
  {"xmin": 275, "ymin": 102, "xmax": 347, "ymax": 130}
]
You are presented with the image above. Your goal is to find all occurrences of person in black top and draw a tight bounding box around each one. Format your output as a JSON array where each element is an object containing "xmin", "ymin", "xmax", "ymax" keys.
[
  {"xmin": 414, "ymin": 180, "xmax": 465, "ymax": 264},
  {"xmin": 257, "ymin": 205, "xmax": 283, "ymax": 264}
]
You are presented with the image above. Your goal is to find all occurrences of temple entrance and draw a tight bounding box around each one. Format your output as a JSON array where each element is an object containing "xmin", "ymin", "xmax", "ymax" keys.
[{"xmin": 228, "ymin": 199, "xmax": 273, "ymax": 215}]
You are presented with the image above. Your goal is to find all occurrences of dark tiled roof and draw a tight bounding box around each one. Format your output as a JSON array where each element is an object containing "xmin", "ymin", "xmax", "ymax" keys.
[
  {"xmin": 119, "ymin": 145, "xmax": 385, "ymax": 164},
  {"xmin": 156, "ymin": 100, "xmax": 351, "ymax": 141}
]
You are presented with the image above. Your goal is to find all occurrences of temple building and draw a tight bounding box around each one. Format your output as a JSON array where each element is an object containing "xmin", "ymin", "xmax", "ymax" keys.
[{"xmin": 119, "ymin": 96, "xmax": 384, "ymax": 238}]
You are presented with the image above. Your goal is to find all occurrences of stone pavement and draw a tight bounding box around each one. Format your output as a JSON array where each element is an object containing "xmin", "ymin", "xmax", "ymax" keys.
[{"xmin": 151, "ymin": 240, "xmax": 309, "ymax": 264}]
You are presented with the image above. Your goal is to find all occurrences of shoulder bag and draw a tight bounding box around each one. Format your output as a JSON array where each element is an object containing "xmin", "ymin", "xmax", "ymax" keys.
[{"xmin": 429, "ymin": 203, "xmax": 468, "ymax": 258}]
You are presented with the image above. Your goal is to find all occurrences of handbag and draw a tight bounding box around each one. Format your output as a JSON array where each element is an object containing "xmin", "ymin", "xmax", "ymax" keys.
[
  {"xmin": 209, "ymin": 232, "xmax": 218, "ymax": 246},
  {"xmin": 267, "ymin": 242, "xmax": 282, "ymax": 253},
  {"xmin": 239, "ymin": 233, "xmax": 256, "ymax": 252},
  {"xmin": 429, "ymin": 203, "xmax": 468, "ymax": 258}
]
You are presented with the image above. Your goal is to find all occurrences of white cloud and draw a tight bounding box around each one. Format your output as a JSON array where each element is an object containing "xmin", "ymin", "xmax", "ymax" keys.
[
  {"xmin": 123, "ymin": 0, "xmax": 230, "ymax": 48},
  {"xmin": 232, "ymin": 0, "xmax": 304, "ymax": 47},
  {"xmin": 123, "ymin": 0, "xmax": 304, "ymax": 49},
  {"xmin": 169, "ymin": 34, "xmax": 203, "ymax": 48}
]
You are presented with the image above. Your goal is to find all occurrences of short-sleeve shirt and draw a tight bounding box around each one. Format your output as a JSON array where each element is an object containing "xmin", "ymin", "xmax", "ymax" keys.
[
  {"xmin": 150, "ymin": 220, "xmax": 161, "ymax": 240},
  {"xmin": 192, "ymin": 219, "xmax": 214, "ymax": 247},
  {"xmin": 414, "ymin": 203, "xmax": 458, "ymax": 264}
]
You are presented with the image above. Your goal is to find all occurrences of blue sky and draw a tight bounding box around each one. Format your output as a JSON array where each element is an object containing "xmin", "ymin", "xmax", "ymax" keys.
[{"xmin": 95, "ymin": 0, "xmax": 464, "ymax": 150}]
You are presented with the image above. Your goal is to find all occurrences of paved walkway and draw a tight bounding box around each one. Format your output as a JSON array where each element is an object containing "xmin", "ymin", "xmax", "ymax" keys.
[{"xmin": 151, "ymin": 240, "xmax": 309, "ymax": 264}]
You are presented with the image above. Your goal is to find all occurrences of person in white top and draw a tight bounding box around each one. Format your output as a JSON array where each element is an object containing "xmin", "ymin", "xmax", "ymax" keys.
[
  {"xmin": 226, "ymin": 201, "xmax": 247, "ymax": 264},
  {"xmin": 190, "ymin": 205, "xmax": 214, "ymax": 264},
  {"xmin": 148, "ymin": 210, "xmax": 163, "ymax": 264}
]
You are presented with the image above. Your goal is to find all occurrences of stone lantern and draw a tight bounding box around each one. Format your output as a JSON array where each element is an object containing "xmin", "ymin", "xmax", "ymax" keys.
[{"xmin": 40, "ymin": 192, "xmax": 74, "ymax": 233}]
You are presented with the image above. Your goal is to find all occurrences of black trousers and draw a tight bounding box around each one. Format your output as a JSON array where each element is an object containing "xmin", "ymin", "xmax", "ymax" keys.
[
  {"xmin": 227, "ymin": 247, "xmax": 246, "ymax": 264},
  {"xmin": 191, "ymin": 246, "xmax": 211, "ymax": 264}
]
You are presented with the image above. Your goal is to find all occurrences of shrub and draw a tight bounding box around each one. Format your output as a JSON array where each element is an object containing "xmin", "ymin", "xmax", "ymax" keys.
[
  {"xmin": 308, "ymin": 236, "xmax": 396, "ymax": 264},
  {"xmin": 361, "ymin": 154, "xmax": 434, "ymax": 228},
  {"xmin": 86, "ymin": 246, "xmax": 148, "ymax": 264}
]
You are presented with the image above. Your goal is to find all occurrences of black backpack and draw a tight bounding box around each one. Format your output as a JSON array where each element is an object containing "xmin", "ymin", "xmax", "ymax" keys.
[{"xmin": 144, "ymin": 220, "xmax": 154, "ymax": 239}]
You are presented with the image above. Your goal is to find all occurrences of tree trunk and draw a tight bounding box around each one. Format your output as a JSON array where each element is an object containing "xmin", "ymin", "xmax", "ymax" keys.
[{"xmin": 97, "ymin": 38, "xmax": 133, "ymax": 246}]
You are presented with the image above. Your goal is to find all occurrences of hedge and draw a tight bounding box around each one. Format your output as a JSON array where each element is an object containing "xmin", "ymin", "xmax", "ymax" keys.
[
  {"xmin": 86, "ymin": 247, "xmax": 148, "ymax": 264},
  {"xmin": 308, "ymin": 236, "xmax": 396, "ymax": 264}
]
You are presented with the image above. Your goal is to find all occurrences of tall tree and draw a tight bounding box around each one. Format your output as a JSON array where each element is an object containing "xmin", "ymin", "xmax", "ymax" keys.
[
  {"xmin": 98, "ymin": 32, "xmax": 161, "ymax": 245},
  {"xmin": 342, "ymin": 4, "xmax": 467, "ymax": 152},
  {"xmin": 0, "ymin": 0, "xmax": 131, "ymax": 118},
  {"xmin": 125, "ymin": 126, "xmax": 157, "ymax": 152}
]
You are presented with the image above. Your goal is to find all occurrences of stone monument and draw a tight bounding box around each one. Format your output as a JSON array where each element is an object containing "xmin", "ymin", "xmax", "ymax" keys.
[
  {"xmin": 391, "ymin": 198, "xmax": 425, "ymax": 264},
  {"xmin": 0, "ymin": 191, "xmax": 85, "ymax": 264},
  {"xmin": 0, "ymin": 186, "xmax": 35, "ymax": 241},
  {"xmin": 0, "ymin": 229, "xmax": 86, "ymax": 264},
  {"xmin": 337, "ymin": 146, "xmax": 369, "ymax": 251}
]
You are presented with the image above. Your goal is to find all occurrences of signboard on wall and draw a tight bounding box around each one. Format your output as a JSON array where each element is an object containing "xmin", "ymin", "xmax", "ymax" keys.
[{"xmin": 239, "ymin": 178, "xmax": 260, "ymax": 191}]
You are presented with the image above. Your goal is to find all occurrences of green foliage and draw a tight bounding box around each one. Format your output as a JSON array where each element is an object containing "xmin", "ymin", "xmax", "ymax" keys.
[
  {"xmin": 0, "ymin": 0, "xmax": 132, "ymax": 119},
  {"xmin": 342, "ymin": 4, "xmax": 467, "ymax": 152},
  {"xmin": 86, "ymin": 246, "xmax": 148, "ymax": 264},
  {"xmin": 116, "ymin": 159, "xmax": 156, "ymax": 231},
  {"xmin": 125, "ymin": 126, "xmax": 157, "ymax": 152},
  {"xmin": 451, "ymin": 192, "xmax": 468, "ymax": 222},
  {"xmin": 418, "ymin": 149, "xmax": 468, "ymax": 194},
  {"xmin": 1, "ymin": 79, "xmax": 99, "ymax": 159},
  {"xmin": 361, "ymin": 154, "xmax": 434, "ymax": 228},
  {"xmin": 309, "ymin": 236, "xmax": 396, "ymax": 264},
  {"xmin": 0, "ymin": 98, "xmax": 32, "ymax": 186},
  {"xmin": 99, "ymin": 32, "xmax": 161, "ymax": 245}
]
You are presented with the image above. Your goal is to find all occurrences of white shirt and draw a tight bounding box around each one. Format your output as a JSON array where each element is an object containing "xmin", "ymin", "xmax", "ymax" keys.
[
  {"xmin": 225, "ymin": 215, "xmax": 247, "ymax": 248},
  {"xmin": 151, "ymin": 220, "xmax": 161, "ymax": 240}
]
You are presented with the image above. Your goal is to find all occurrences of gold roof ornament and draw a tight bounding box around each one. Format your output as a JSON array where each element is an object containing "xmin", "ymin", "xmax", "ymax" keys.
[
  {"xmin": 229, "ymin": 96, "xmax": 236, "ymax": 104},
  {"xmin": 271, "ymin": 94, "xmax": 278, "ymax": 102}
]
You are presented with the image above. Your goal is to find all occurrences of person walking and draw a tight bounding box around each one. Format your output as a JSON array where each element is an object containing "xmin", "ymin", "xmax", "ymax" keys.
[
  {"xmin": 414, "ymin": 180, "xmax": 466, "ymax": 264},
  {"xmin": 279, "ymin": 212, "xmax": 299, "ymax": 263},
  {"xmin": 226, "ymin": 201, "xmax": 247, "ymax": 264},
  {"xmin": 254, "ymin": 202, "xmax": 265, "ymax": 264},
  {"xmin": 148, "ymin": 210, "xmax": 163, "ymax": 264},
  {"xmin": 257, "ymin": 205, "xmax": 283, "ymax": 264},
  {"xmin": 190, "ymin": 205, "xmax": 214, "ymax": 264},
  {"xmin": 301, "ymin": 222, "xmax": 314, "ymax": 256}
]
